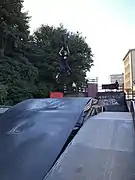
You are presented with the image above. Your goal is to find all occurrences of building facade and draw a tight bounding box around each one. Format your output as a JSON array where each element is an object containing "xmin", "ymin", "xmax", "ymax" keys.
[
  {"xmin": 87, "ymin": 83, "xmax": 98, "ymax": 98},
  {"xmin": 88, "ymin": 77, "xmax": 98, "ymax": 84},
  {"xmin": 87, "ymin": 77, "xmax": 98, "ymax": 97},
  {"xmin": 109, "ymin": 73, "xmax": 124, "ymax": 90},
  {"xmin": 123, "ymin": 49, "xmax": 135, "ymax": 97},
  {"xmin": 109, "ymin": 73, "xmax": 124, "ymax": 84}
]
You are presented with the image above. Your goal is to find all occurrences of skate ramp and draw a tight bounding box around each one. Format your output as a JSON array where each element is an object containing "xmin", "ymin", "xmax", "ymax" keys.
[
  {"xmin": 97, "ymin": 92, "xmax": 128, "ymax": 112},
  {"xmin": 0, "ymin": 98, "xmax": 90, "ymax": 180},
  {"xmin": 45, "ymin": 112, "xmax": 135, "ymax": 180}
]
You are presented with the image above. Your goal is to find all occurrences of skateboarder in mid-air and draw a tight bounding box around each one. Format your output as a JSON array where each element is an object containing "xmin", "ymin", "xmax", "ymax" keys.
[{"xmin": 56, "ymin": 38, "xmax": 71, "ymax": 82}]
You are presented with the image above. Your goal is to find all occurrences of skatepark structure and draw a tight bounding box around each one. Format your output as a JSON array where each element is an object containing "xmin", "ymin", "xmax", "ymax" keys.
[{"xmin": 0, "ymin": 94, "xmax": 135, "ymax": 180}]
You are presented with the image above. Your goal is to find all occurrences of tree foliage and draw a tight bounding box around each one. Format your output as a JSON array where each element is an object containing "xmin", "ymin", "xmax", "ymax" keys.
[
  {"xmin": 0, "ymin": 1, "xmax": 94, "ymax": 105},
  {"xmin": 0, "ymin": 0, "xmax": 38, "ymax": 105},
  {"xmin": 27, "ymin": 25, "xmax": 93, "ymax": 91}
]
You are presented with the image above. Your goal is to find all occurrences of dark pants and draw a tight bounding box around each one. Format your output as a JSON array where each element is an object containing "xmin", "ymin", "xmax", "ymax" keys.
[{"xmin": 60, "ymin": 58, "xmax": 71, "ymax": 73}]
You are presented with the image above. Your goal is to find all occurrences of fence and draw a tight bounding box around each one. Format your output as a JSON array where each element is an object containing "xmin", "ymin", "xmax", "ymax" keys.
[{"xmin": 125, "ymin": 92, "xmax": 135, "ymax": 100}]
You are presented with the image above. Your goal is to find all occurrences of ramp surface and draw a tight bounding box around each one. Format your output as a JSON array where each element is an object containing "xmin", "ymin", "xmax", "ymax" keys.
[
  {"xmin": 97, "ymin": 92, "xmax": 128, "ymax": 112},
  {"xmin": 0, "ymin": 98, "xmax": 90, "ymax": 180},
  {"xmin": 45, "ymin": 112, "xmax": 135, "ymax": 180}
]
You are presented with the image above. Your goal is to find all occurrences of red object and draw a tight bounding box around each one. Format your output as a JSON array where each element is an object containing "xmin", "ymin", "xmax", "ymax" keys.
[{"xmin": 50, "ymin": 92, "xmax": 64, "ymax": 98}]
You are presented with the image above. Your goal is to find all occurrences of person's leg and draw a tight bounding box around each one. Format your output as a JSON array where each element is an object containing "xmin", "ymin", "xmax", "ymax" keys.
[
  {"xmin": 64, "ymin": 59, "xmax": 71, "ymax": 74},
  {"xmin": 60, "ymin": 58, "xmax": 66, "ymax": 73}
]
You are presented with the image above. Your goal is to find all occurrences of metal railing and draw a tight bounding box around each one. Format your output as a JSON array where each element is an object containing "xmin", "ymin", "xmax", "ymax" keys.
[{"xmin": 125, "ymin": 92, "xmax": 135, "ymax": 100}]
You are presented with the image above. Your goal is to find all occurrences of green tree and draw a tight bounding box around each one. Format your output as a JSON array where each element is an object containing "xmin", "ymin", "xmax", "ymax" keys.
[
  {"xmin": 0, "ymin": 55, "xmax": 38, "ymax": 105},
  {"xmin": 0, "ymin": 0, "xmax": 38, "ymax": 105},
  {"xmin": 0, "ymin": 0, "xmax": 30, "ymax": 56},
  {"xmin": 0, "ymin": 0, "xmax": 94, "ymax": 105},
  {"xmin": 28, "ymin": 25, "xmax": 93, "ymax": 92}
]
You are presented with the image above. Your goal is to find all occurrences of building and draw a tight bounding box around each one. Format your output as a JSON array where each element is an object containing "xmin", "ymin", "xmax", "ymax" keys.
[
  {"xmin": 87, "ymin": 77, "xmax": 98, "ymax": 97},
  {"xmin": 88, "ymin": 77, "xmax": 98, "ymax": 84},
  {"xmin": 109, "ymin": 73, "xmax": 124, "ymax": 89},
  {"xmin": 123, "ymin": 49, "xmax": 135, "ymax": 97},
  {"xmin": 87, "ymin": 83, "xmax": 98, "ymax": 98}
]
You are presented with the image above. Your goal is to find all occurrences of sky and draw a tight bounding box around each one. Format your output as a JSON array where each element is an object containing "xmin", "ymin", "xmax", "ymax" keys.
[{"xmin": 23, "ymin": 0, "xmax": 135, "ymax": 84}]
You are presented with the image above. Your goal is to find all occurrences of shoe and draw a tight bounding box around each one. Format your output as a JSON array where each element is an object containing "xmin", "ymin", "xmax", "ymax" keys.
[{"xmin": 56, "ymin": 73, "xmax": 60, "ymax": 83}]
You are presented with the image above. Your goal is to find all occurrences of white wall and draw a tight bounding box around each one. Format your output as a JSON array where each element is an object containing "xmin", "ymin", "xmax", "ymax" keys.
[{"xmin": 131, "ymin": 50, "xmax": 135, "ymax": 84}]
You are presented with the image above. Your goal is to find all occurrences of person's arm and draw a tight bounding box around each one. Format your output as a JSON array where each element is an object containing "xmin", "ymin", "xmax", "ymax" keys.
[
  {"xmin": 67, "ymin": 46, "xmax": 70, "ymax": 54},
  {"xmin": 59, "ymin": 47, "xmax": 63, "ymax": 56}
]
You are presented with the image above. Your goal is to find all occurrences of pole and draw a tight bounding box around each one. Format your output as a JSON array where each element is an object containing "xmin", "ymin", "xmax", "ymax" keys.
[{"xmin": 131, "ymin": 51, "xmax": 133, "ymax": 100}]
